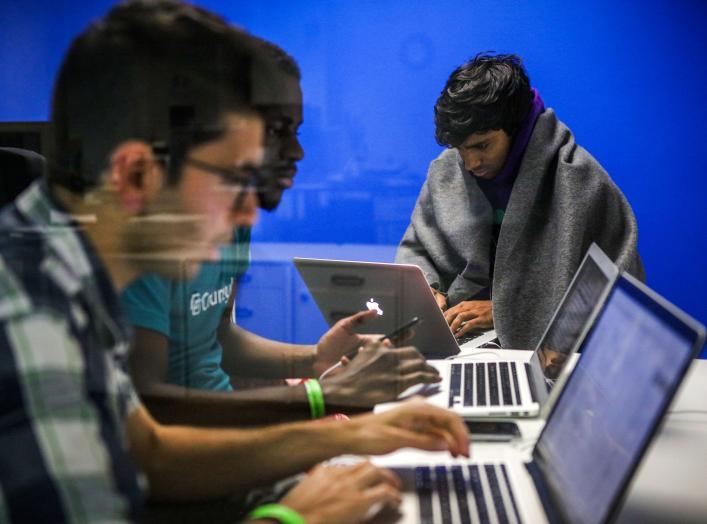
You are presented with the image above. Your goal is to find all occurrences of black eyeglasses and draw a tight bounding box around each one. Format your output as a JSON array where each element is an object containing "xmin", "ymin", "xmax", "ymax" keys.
[
  {"xmin": 182, "ymin": 157, "xmax": 265, "ymax": 211},
  {"xmin": 182, "ymin": 157, "xmax": 262, "ymax": 189}
]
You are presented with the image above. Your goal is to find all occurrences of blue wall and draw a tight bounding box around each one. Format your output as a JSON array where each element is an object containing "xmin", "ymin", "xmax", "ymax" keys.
[{"xmin": 3, "ymin": 0, "xmax": 706, "ymax": 354}]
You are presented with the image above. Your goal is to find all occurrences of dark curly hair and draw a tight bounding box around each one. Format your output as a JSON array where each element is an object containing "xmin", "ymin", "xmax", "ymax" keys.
[{"xmin": 434, "ymin": 53, "xmax": 533, "ymax": 148}]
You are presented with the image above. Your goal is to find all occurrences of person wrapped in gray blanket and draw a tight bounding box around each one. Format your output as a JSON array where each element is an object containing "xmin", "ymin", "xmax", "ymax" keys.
[{"xmin": 396, "ymin": 53, "xmax": 644, "ymax": 349}]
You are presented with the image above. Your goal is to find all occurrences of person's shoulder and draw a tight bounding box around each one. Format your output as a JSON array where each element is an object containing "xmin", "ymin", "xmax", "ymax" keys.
[
  {"xmin": 427, "ymin": 148, "xmax": 463, "ymax": 180},
  {"xmin": 121, "ymin": 271, "xmax": 171, "ymax": 302},
  {"xmin": 533, "ymin": 109, "xmax": 611, "ymax": 182},
  {"xmin": 430, "ymin": 147, "xmax": 460, "ymax": 167},
  {"xmin": 125, "ymin": 271, "xmax": 169, "ymax": 288},
  {"xmin": 531, "ymin": 108, "xmax": 569, "ymax": 146},
  {"xmin": 0, "ymin": 227, "xmax": 58, "ymax": 320},
  {"xmin": 0, "ymin": 251, "xmax": 34, "ymax": 321}
]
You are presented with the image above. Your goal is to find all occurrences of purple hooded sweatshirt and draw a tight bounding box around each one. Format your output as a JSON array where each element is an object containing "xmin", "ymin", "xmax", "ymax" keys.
[{"xmin": 476, "ymin": 88, "xmax": 545, "ymax": 217}]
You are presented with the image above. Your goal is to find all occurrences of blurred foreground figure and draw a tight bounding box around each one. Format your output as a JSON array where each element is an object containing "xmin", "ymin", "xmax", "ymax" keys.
[
  {"xmin": 0, "ymin": 1, "xmax": 468, "ymax": 522},
  {"xmin": 120, "ymin": 37, "xmax": 440, "ymax": 422}
]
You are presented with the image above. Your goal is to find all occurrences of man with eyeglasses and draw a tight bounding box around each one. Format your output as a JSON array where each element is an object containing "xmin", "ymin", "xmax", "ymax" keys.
[
  {"xmin": 0, "ymin": 2, "xmax": 470, "ymax": 522},
  {"xmin": 120, "ymin": 34, "xmax": 438, "ymax": 427}
]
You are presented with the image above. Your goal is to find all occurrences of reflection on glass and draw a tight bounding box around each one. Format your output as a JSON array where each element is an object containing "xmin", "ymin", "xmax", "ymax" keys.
[{"xmin": 535, "ymin": 254, "xmax": 609, "ymax": 381}]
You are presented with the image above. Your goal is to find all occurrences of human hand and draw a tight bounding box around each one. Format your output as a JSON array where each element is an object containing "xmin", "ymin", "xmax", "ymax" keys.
[
  {"xmin": 347, "ymin": 399, "xmax": 470, "ymax": 458},
  {"xmin": 275, "ymin": 462, "xmax": 401, "ymax": 524},
  {"xmin": 537, "ymin": 346, "xmax": 568, "ymax": 380},
  {"xmin": 443, "ymin": 300, "xmax": 493, "ymax": 338},
  {"xmin": 321, "ymin": 342, "xmax": 440, "ymax": 407},
  {"xmin": 314, "ymin": 309, "xmax": 382, "ymax": 375},
  {"xmin": 431, "ymin": 287, "xmax": 448, "ymax": 311}
]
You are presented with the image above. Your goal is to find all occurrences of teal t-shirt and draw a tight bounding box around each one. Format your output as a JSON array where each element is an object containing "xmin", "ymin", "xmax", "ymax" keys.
[{"xmin": 121, "ymin": 228, "xmax": 251, "ymax": 391}]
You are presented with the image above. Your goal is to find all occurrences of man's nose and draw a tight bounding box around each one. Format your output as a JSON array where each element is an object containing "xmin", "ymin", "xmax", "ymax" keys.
[
  {"xmin": 285, "ymin": 135, "xmax": 304, "ymax": 162},
  {"xmin": 462, "ymin": 151, "xmax": 481, "ymax": 171}
]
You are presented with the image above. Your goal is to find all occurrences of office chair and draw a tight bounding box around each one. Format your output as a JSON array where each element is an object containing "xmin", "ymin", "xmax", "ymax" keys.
[{"xmin": 0, "ymin": 147, "xmax": 44, "ymax": 208}]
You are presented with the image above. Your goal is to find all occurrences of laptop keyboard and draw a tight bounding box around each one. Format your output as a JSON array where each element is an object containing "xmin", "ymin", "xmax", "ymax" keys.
[
  {"xmin": 457, "ymin": 331, "xmax": 499, "ymax": 346},
  {"xmin": 415, "ymin": 464, "xmax": 522, "ymax": 523},
  {"xmin": 449, "ymin": 362, "xmax": 523, "ymax": 408},
  {"xmin": 457, "ymin": 331, "xmax": 485, "ymax": 345}
]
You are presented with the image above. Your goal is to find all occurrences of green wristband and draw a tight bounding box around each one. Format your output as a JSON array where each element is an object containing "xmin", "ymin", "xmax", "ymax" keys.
[
  {"xmin": 248, "ymin": 503, "xmax": 306, "ymax": 524},
  {"xmin": 304, "ymin": 379, "xmax": 325, "ymax": 419}
]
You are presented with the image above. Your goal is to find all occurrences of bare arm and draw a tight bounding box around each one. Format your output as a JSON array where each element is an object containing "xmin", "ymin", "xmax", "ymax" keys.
[
  {"xmin": 219, "ymin": 281, "xmax": 317, "ymax": 378},
  {"xmin": 129, "ymin": 310, "xmax": 440, "ymax": 425},
  {"xmin": 218, "ymin": 291, "xmax": 382, "ymax": 379},
  {"xmin": 218, "ymin": 320, "xmax": 318, "ymax": 379},
  {"xmin": 129, "ymin": 326, "xmax": 315, "ymax": 425},
  {"xmin": 126, "ymin": 399, "xmax": 469, "ymax": 502}
]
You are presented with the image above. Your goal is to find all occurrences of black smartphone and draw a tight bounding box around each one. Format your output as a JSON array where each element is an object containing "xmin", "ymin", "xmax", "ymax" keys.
[
  {"xmin": 377, "ymin": 315, "xmax": 421, "ymax": 344},
  {"xmin": 344, "ymin": 316, "xmax": 422, "ymax": 360},
  {"xmin": 464, "ymin": 420, "xmax": 521, "ymax": 441}
]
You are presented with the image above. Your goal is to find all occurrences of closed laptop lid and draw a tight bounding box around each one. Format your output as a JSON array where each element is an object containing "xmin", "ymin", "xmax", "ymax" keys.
[
  {"xmin": 293, "ymin": 258, "xmax": 459, "ymax": 357},
  {"xmin": 532, "ymin": 273, "xmax": 705, "ymax": 524}
]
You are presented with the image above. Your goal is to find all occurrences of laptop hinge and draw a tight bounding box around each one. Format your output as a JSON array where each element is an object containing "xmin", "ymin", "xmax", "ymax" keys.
[
  {"xmin": 525, "ymin": 460, "xmax": 562, "ymax": 524},
  {"xmin": 525, "ymin": 363, "xmax": 539, "ymax": 403}
]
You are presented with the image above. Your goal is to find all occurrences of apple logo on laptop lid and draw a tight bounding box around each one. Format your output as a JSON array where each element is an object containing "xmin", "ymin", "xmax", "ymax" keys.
[{"xmin": 366, "ymin": 298, "xmax": 383, "ymax": 316}]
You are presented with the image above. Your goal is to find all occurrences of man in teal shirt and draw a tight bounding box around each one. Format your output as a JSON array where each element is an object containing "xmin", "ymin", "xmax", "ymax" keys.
[
  {"xmin": 120, "ymin": 35, "xmax": 439, "ymax": 424},
  {"xmin": 121, "ymin": 228, "xmax": 251, "ymax": 390}
]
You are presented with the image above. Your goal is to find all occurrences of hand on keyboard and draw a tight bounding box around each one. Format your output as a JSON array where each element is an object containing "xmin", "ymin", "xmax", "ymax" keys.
[
  {"xmin": 278, "ymin": 461, "xmax": 402, "ymax": 524},
  {"xmin": 321, "ymin": 342, "xmax": 441, "ymax": 407},
  {"xmin": 443, "ymin": 300, "xmax": 494, "ymax": 338},
  {"xmin": 347, "ymin": 399, "xmax": 471, "ymax": 458}
]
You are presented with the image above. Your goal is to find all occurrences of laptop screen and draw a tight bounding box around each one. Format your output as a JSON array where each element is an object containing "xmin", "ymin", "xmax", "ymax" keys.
[
  {"xmin": 530, "ymin": 247, "xmax": 615, "ymax": 382},
  {"xmin": 534, "ymin": 275, "xmax": 701, "ymax": 524}
]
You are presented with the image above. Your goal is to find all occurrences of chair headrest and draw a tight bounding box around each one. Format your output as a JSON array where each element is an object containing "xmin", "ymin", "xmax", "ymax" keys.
[
  {"xmin": 0, "ymin": 147, "xmax": 45, "ymax": 179},
  {"xmin": 0, "ymin": 147, "xmax": 45, "ymax": 207}
]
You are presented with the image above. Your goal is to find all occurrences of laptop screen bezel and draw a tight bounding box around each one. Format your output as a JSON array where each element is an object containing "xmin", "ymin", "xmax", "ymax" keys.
[
  {"xmin": 531, "ymin": 272, "xmax": 705, "ymax": 524},
  {"xmin": 527, "ymin": 243, "xmax": 619, "ymax": 409}
]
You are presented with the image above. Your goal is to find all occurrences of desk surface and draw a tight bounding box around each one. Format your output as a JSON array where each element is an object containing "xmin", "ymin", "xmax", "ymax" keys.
[
  {"xmin": 375, "ymin": 350, "xmax": 707, "ymax": 523},
  {"xmin": 618, "ymin": 356, "xmax": 707, "ymax": 523}
]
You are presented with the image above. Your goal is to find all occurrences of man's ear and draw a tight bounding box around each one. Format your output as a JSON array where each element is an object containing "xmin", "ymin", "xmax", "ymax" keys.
[{"xmin": 109, "ymin": 141, "xmax": 164, "ymax": 214}]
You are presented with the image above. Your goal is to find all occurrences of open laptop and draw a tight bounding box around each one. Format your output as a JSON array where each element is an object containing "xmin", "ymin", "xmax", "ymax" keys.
[
  {"xmin": 372, "ymin": 272, "xmax": 706, "ymax": 524},
  {"xmin": 423, "ymin": 243, "xmax": 619, "ymax": 418},
  {"xmin": 294, "ymin": 257, "xmax": 472, "ymax": 358}
]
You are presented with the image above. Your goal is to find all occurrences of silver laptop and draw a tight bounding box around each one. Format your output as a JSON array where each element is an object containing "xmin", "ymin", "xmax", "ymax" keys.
[
  {"xmin": 423, "ymin": 243, "xmax": 619, "ymax": 418},
  {"xmin": 294, "ymin": 257, "xmax": 472, "ymax": 358},
  {"xmin": 372, "ymin": 273, "xmax": 706, "ymax": 524}
]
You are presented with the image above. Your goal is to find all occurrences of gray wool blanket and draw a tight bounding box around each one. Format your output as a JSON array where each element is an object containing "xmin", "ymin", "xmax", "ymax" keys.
[{"xmin": 396, "ymin": 109, "xmax": 644, "ymax": 349}]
